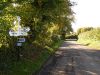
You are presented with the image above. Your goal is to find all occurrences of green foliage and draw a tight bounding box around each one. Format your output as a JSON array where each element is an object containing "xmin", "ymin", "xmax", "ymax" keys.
[
  {"xmin": 78, "ymin": 28, "xmax": 100, "ymax": 41},
  {"xmin": 78, "ymin": 27, "xmax": 100, "ymax": 49},
  {"xmin": 0, "ymin": 0, "xmax": 74, "ymax": 46},
  {"xmin": 65, "ymin": 33, "xmax": 78, "ymax": 39},
  {"xmin": 0, "ymin": 0, "xmax": 74, "ymax": 74},
  {"xmin": 77, "ymin": 27, "xmax": 93, "ymax": 35}
]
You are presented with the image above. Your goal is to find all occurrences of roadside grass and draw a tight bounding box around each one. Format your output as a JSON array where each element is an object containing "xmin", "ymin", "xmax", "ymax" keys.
[
  {"xmin": 2, "ymin": 40, "xmax": 64, "ymax": 75},
  {"xmin": 89, "ymin": 41, "xmax": 100, "ymax": 49},
  {"xmin": 78, "ymin": 39, "xmax": 100, "ymax": 49},
  {"xmin": 7, "ymin": 50, "xmax": 50, "ymax": 75}
]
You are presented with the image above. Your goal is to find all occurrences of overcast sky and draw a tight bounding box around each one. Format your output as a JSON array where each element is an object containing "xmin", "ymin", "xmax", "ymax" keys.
[{"xmin": 71, "ymin": 0, "xmax": 100, "ymax": 32}]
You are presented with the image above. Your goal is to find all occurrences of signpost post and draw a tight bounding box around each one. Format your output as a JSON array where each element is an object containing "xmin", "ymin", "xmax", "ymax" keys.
[
  {"xmin": 16, "ymin": 38, "xmax": 25, "ymax": 61},
  {"xmin": 9, "ymin": 16, "xmax": 30, "ymax": 61}
]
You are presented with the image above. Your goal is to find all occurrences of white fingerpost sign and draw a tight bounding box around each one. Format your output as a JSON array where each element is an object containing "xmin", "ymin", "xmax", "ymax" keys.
[{"xmin": 9, "ymin": 16, "xmax": 30, "ymax": 36}]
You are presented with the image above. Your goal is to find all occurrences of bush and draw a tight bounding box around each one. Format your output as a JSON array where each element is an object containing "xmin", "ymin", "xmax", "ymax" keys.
[
  {"xmin": 78, "ymin": 28, "xmax": 100, "ymax": 41},
  {"xmin": 65, "ymin": 33, "xmax": 78, "ymax": 39},
  {"xmin": 78, "ymin": 27, "xmax": 100, "ymax": 49}
]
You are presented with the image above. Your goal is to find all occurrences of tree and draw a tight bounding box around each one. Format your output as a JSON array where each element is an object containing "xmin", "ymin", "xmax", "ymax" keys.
[
  {"xmin": 0, "ymin": 0, "xmax": 75, "ymax": 73},
  {"xmin": 0, "ymin": 0, "xmax": 74, "ymax": 50}
]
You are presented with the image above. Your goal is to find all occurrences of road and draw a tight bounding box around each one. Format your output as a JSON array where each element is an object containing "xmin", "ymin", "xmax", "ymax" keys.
[{"xmin": 38, "ymin": 41, "xmax": 100, "ymax": 75}]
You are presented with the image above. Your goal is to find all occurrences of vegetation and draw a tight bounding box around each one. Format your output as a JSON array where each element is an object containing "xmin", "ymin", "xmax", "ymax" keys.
[
  {"xmin": 65, "ymin": 32, "xmax": 78, "ymax": 39},
  {"xmin": 77, "ymin": 27, "xmax": 100, "ymax": 49},
  {"xmin": 0, "ymin": 0, "xmax": 74, "ymax": 75},
  {"xmin": 77, "ymin": 27, "xmax": 93, "ymax": 35}
]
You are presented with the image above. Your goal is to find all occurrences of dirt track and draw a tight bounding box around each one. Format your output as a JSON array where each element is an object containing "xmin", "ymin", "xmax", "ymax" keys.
[{"xmin": 38, "ymin": 41, "xmax": 100, "ymax": 75}]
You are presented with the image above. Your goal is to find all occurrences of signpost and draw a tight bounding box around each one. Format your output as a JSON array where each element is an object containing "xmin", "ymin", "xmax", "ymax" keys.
[
  {"xmin": 9, "ymin": 16, "xmax": 30, "ymax": 61},
  {"xmin": 18, "ymin": 38, "xmax": 26, "ymax": 43},
  {"xmin": 17, "ymin": 43, "xmax": 22, "ymax": 46},
  {"xmin": 9, "ymin": 27, "xmax": 30, "ymax": 36},
  {"xmin": 16, "ymin": 38, "xmax": 25, "ymax": 61}
]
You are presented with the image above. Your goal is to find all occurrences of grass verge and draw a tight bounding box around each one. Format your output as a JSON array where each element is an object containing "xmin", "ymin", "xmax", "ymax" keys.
[
  {"xmin": 78, "ymin": 39, "xmax": 100, "ymax": 49},
  {"xmin": 2, "ymin": 40, "xmax": 64, "ymax": 75}
]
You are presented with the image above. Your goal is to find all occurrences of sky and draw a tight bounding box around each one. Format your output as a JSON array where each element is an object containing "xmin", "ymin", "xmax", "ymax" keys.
[{"xmin": 71, "ymin": 0, "xmax": 100, "ymax": 32}]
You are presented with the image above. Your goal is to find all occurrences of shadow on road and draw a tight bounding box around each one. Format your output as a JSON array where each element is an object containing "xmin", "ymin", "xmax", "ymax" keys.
[{"xmin": 37, "ymin": 41, "xmax": 100, "ymax": 75}]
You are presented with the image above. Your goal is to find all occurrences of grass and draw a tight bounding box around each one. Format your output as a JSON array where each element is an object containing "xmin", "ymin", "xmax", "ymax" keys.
[
  {"xmin": 1, "ymin": 40, "xmax": 64, "ymax": 75},
  {"xmin": 6, "ymin": 50, "xmax": 50, "ymax": 75},
  {"xmin": 89, "ymin": 41, "xmax": 100, "ymax": 49},
  {"xmin": 78, "ymin": 39, "xmax": 100, "ymax": 49}
]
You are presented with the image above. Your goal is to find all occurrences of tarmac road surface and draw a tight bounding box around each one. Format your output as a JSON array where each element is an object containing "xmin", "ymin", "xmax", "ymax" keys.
[{"xmin": 38, "ymin": 41, "xmax": 100, "ymax": 75}]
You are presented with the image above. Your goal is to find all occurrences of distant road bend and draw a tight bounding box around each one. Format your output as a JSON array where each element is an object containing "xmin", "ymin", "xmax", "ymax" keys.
[{"xmin": 38, "ymin": 41, "xmax": 100, "ymax": 75}]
